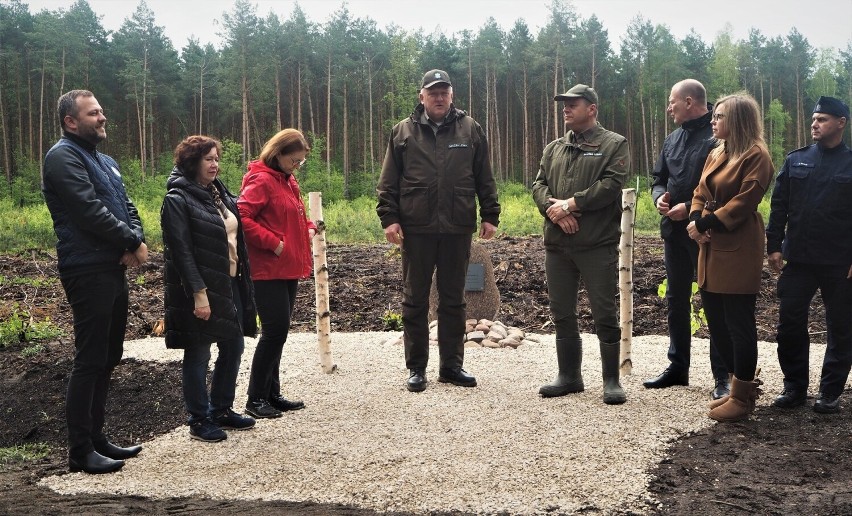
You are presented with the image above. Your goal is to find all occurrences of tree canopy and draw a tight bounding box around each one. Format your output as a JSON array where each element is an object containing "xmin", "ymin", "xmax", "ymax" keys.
[{"xmin": 1, "ymin": 0, "xmax": 850, "ymax": 192}]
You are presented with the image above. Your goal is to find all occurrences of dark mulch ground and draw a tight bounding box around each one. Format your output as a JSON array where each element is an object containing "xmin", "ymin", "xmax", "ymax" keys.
[{"xmin": 1, "ymin": 235, "xmax": 848, "ymax": 515}]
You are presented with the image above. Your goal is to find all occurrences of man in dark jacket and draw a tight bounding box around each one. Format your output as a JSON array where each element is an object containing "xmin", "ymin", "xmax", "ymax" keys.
[
  {"xmin": 767, "ymin": 95, "xmax": 852, "ymax": 414},
  {"xmin": 42, "ymin": 90, "xmax": 148, "ymax": 474},
  {"xmin": 377, "ymin": 69, "xmax": 500, "ymax": 392},
  {"xmin": 645, "ymin": 79, "xmax": 730, "ymax": 399}
]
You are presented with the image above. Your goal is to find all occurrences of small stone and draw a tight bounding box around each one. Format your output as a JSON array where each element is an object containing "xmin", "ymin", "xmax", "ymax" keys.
[
  {"xmin": 489, "ymin": 325, "xmax": 508, "ymax": 338},
  {"xmin": 500, "ymin": 338, "xmax": 521, "ymax": 348},
  {"xmin": 487, "ymin": 330, "xmax": 505, "ymax": 341},
  {"xmin": 464, "ymin": 340, "xmax": 482, "ymax": 348},
  {"xmin": 466, "ymin": 330, "xmax": 486, "ymax": 342},
  {"xmin": 482, "ymin": 339, "xmax": 502, "ymax": 348},
  {"xmin": 475, "ymin": 323, "xmax": 491, "ymax": 332}
]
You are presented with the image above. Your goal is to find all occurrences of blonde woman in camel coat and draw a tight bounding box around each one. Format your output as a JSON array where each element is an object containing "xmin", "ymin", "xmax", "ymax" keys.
[{"xmin": 686, "ymin": 92, "xmax": 774, "ymax": 423}]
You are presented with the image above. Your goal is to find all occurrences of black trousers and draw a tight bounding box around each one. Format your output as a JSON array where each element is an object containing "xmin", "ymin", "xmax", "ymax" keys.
[
  {"xmin": 663, "ymin": 230, "xmax": 727, "ymax": 379},
  {"xmin": 246, "ymin": 279, "xmax": 299, "ymax": 401},
  {"xmin": 699, "ymin": 290, "xmax": 757, "ymax": 381},
  {"xmin": 777, "ymin": 262, "xmax": 852, "ymax": 396},
  {"xmin": 60, "ymin": 269, "xmax": 128, "ymax": 459},
  {"xmin": 401, "ymin": 233, "xmax": 471, "ymax": 372}
]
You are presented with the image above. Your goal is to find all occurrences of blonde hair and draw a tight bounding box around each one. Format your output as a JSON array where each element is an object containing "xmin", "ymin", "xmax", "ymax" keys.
[
  {"xmin": 258, "ymin": 128, "xmax": 310, "ymax": 170},
  {"xmin": 710, "ymin": 92, "xmax": 766, "ymax": 161}
]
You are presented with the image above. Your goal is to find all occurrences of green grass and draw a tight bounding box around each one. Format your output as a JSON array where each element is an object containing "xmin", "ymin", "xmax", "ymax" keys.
[
  {"xmin": 0, "ymin": 172, "xmax": 771, "ymax": 251},
  {"xmin": 0, "ymin": 304, "xmax": 64, "ymax": 348},
  {"xmin": 0, "ymin": 443, "xmax": 51, "ymax": 464}
]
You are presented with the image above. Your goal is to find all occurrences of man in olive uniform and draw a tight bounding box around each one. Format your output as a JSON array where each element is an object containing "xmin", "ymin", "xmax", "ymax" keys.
[
  {"xmin": 532, "ymin": 84, "xmax": 629, "ymax": 405},
  {"xmin": 377, "ymin": 69, "xmax": 500, "ymax": 393}
]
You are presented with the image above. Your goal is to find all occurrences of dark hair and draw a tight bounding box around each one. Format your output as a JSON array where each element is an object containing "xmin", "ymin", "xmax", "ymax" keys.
[
  {"xmin": 57, "ymin": 90, "xmax": 94, "ymax": 130},
  {"xmin": 258, "ymin": 128, "xmax": 310, "ymax": 170},
  {"xmin": 174, "ymin": 135, "xmax": 222, "ymax": 179}
]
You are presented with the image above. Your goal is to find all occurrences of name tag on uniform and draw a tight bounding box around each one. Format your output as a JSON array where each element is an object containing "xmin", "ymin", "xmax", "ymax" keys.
[
  {"xmin": 582, "ymin": 152, "xmax": 603, "ymax": 156},
  {"xmin": 448, "ymin": 143, "xmax": 469, "ymax": 148}
]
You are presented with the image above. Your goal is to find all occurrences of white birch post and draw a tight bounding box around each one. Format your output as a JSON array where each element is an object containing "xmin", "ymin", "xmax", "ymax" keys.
[
  {"xmin": 309, "ymin": 192, "xmax": 337, "ymax": 373},
  {"xmin": 618, "ymin": 188, "xmax": 637, "ymax": 375}
]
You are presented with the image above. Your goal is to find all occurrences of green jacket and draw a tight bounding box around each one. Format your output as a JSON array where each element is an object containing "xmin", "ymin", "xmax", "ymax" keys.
[
  {"xmin": 376, "ymin": 104, "xmax": 500, "ymax": 234},
  {"xmin": 532, "ymin": 123, "xmax": 629, "ymax": 250}
]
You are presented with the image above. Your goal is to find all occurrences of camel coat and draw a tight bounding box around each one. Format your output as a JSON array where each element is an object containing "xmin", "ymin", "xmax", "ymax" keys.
[{"xmin": 690, "ymin": 143, "xmax": 774, "ymax": 294}]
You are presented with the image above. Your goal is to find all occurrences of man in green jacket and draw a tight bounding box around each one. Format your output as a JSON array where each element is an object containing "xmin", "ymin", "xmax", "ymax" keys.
[
  {"xmin": 377, "ymin": 69, "xmax": 501, "ymax": 393},
  {"xmin": 532, "ymin": 84, "xmax": 630, "ymax": 405}
]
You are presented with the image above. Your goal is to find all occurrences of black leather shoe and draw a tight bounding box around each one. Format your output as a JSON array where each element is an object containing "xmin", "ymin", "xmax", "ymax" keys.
[
  {"xmin": 246, "ymin": 399, "xmax": 283, "ymax": 419},
  {"xmin": 813, "ymin": 392, "xmax": 841, "ymax": 414},
  {"xmin": 407, "ymin": 369, "xmax": 427, "ymax": 392},
  {"xmin": 643, "ymin": 367, "xmax": 688, "ymax": 389},
  {"xmin": 93, "ymin": 440, "xmax": 142, "ymax": 460},
  {"xmin": 269, "ymin": 394, "xmax": 306, "ymax": 412},
  {"xmin": 438, "ymin": 367, "xmax": 477, "ymax": 387},
  {"xmin": 711, "ymin": 377, "xmax": 731, "ymax": 400},
  {"xmin": 69, "ymin": 450, "xmax": 125, "ymax": 474},
  {"xmin": 772, "ymin": 389, "xmax": 807, "ymax": 408}
]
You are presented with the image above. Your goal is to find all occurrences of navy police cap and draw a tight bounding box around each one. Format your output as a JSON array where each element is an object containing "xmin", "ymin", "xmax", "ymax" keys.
[{"xmin": 813, "ymin": 96, "xmax": 850, "ymax": 120}]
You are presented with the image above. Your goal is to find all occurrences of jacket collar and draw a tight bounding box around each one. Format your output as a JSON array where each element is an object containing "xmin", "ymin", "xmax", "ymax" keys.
[
  {"xmin": 564, "ymin": 122, "xmax": 605, "ymax": 147},
  {"xmin": 410, "ymin": 103, "xmax": 465, "ymax": 125},
  {"xmin": 62, "ymin": 131, "xmax": 98, "ymax": 153},
  {"xmin": 681, "ymin": 104, "xmax": 713, "ymax": 131}
]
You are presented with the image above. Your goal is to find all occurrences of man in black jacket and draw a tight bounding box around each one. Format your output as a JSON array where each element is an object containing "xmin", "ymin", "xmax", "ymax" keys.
[
  {"xmin": 645, "ymin": 79, "xmax": 730, "ymax": 399},
  {"xmin": 767, "ymin": 96, "xmax": 852, "ymax": 414},
  {"xmin": 42, "ymin": 90, "xmax": 148, "ymax": 474}
]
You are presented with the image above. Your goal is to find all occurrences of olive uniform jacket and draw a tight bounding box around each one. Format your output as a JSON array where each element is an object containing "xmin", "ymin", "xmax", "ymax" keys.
[{"xmin": 690, "ymin": 143, "xmax": 774, "ymax": 294}]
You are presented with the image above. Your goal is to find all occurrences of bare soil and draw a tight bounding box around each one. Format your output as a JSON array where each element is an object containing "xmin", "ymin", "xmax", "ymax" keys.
[{"xmin": 1, "ymin": 235, "xmax": 848, "ymax": 515}]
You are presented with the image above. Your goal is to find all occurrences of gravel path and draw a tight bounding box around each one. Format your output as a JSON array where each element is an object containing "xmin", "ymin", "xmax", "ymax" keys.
[{"xmin": 40, "ymin": 332, "xmax": 805, "ymax": 514}]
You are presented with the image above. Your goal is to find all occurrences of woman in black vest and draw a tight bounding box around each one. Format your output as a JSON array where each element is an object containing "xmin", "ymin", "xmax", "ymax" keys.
[{"xmin": 161, "ymin": 135, "xmax": 258, "ymax": 442}]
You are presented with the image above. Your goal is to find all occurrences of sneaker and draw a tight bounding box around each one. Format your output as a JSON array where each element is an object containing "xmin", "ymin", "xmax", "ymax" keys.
[
  {"xmin": 211, "ymin": 408, "xmax": 256, "ymax": 430},
  {"xmin": 245, "ymin": 399, "xmax": 283, "ymax": 419},
  {"xmin": 269, "ymin": 394, "xmax": 306, "ymax": 412},
  {"xmin": 189, "ymin": 418, "xmax": 227, "ymax": 442}
]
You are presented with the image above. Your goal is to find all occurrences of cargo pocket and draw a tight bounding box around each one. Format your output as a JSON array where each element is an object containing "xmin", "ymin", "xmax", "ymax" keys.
[
  {"xmin": 452, "ymin": 187, "xmax": 476, "ymax": 227},
  {"xmin": 400, "ymin": 186, "xmax": 430, "ymax": 226}
]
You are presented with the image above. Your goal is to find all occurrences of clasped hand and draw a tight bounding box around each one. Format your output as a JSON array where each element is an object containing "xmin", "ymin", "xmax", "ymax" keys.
[
  {"xmin": 546, "ymin": 197, "xmax": 581, "ymax": 234},
  {"xmin": 686, "ymin": 221, "xmax": 711, "ymax": 244}
]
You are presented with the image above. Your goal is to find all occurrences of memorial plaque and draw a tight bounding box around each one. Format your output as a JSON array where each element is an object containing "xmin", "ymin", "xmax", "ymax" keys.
[
  {"xmin": 465, "ymin": 263, "xmax": 485, "ymax": 292},
  {"xmin": 428, "ymin": 242, "xmax": 500, "ymax": 322}
]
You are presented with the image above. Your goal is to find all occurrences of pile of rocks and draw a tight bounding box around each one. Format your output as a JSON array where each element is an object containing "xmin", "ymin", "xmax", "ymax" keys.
[{"xmin": 384, "ymin": 319, "xmax": 540, "ymax": 349}]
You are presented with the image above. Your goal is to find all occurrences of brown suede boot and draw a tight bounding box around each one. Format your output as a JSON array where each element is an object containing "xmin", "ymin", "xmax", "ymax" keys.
[
  {"xmin": 708, "ymin": 369, "xmax": 762, "ymax": 409},
  {"xmin": 708, "ymin": 376, "xmax": 762, "ymax": 422}
]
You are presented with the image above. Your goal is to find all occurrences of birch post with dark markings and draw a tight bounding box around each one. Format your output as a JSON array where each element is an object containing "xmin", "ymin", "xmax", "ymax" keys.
[
  {"xmin": 309, "ymin": 192, "xmax": 337, "ymax": 373},
  {"xmin": 619, "ymin": 188, "xmax": 636, "ymax": 375}
]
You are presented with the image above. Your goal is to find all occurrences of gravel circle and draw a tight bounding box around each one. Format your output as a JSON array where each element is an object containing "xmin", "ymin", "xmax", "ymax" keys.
[{"xmin": 39, "ymin": 332, "xmax": 805, "ymax": 514}]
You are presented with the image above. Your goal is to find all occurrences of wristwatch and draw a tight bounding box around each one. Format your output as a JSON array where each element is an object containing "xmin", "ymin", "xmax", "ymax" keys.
[{"xmin": 561, "ymin": 201, "xmax": 571, "ymax": 213}]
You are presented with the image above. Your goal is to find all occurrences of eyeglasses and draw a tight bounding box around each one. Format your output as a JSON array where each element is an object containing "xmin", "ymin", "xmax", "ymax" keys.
[
  {"xmin": 286, "ymin": 156, "xmax": 307, "ymax": 167},
  {"xmin": 712, "ymin": 113, "xmax": 726, "ymax": 121}
]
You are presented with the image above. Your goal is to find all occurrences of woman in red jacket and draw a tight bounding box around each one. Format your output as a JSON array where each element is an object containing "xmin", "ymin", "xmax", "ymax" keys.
[{"xmin": 238, "ymin": 128, "xmax": 316, "ymax": 418}]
